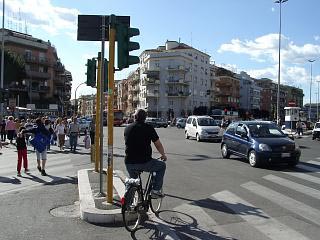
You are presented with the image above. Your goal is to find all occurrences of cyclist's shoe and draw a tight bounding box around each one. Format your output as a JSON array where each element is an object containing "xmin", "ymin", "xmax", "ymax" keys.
[{"xmin": 151, "ymin": 190, "xmax": 165, "ymax": 199}]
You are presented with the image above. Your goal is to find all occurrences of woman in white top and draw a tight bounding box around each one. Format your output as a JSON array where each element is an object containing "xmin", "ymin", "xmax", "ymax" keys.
[{"xmin": 55, "ymin": 118, "xmax": 66, "ymax": 151}]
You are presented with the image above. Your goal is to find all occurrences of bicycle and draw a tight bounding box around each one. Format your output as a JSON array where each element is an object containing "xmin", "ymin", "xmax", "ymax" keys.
[{"xmin": 121, "ymin": 170, "xmax": 163, "ymax": 232}]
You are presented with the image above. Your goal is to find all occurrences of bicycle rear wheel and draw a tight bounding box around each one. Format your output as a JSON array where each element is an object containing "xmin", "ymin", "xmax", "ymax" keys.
[
  {"xmin": 122, "ymin": 186, "xmax": 142, "ymax": 232},
  {"xmin": 149, "ymin": 188, "xmax": 163, "ymax": 213}
]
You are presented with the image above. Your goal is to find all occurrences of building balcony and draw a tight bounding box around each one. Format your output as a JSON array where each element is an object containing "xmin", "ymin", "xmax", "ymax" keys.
[
  {"xmin": 165, "ymin": 91, "xmax": 189, "ymax": 97},
  {"xmin": 167, "ymin": 65, "xmax": 189, "ymax": 72},
  {"xmin": 24, "ymin": 55, "xmax": 51, "ymax": 66},
  {"xmin": 142, "ymin": 67, "xmax": 160, "ymax": 74},
  {"xmin": 141, "ymin": 79, "xmax": 160, "ymax": 85},
  {"xmin": 165, "ymin": 79, "xmax": 189, "ymax": 85},
  {"xmin": 26, "ymin": 70, "xmax": 50, "ymax": 79},
  {"xmin": 215, "ymin": 81, "xmax": 232, "ymax": 87},
  {"xmin": 133, "ymin": 96, "xmax": 139, "ymax": 102}
]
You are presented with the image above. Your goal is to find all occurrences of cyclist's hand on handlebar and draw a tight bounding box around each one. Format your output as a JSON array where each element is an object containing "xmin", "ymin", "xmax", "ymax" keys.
[{"xmin": 160, "ymin": 154, "xmax": 167, "ymax": 161}]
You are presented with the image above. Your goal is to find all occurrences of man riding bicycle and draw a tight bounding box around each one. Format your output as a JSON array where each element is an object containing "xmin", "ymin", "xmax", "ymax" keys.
[{"xmin": 124, "ymin": 109, "xmax": 167, "ymax": 199}]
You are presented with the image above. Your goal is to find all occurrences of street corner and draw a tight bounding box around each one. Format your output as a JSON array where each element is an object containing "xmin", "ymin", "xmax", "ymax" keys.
[{"xmin": 77, "ymin": 168, "xmax": 126, "ymax": 224}]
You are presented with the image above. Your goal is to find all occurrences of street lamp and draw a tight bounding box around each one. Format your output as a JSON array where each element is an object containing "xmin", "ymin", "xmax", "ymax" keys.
[
  {"xmin": 308, "ymin": 59, "xmax": 315, "ymax": 122},
  {"xmin": 317, "ymin": 80, "xmax": 320, "ymax": 121},
  {"xmin": 0, "ymin": 0, "xmax": 5, "ymax": 118},
  {"xmin": 74, "ymin": 82, "xmax": 86, "ymax": 116},
  {"xmin": 275, "ymin": 0, "xmax": 288, "ymax": 125}
]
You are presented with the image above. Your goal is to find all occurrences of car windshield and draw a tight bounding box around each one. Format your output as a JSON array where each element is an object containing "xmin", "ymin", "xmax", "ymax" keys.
[
  {"xmin": 315, "ymin": 123, "xmax": 320, "ymax": 128},
  {"xmin": 248, "ymin": 123, "xmax": 285, "ymax": 138},
  {"xmin": 197, "ymin": 118, "xmax": 217, "ymax": 126}
]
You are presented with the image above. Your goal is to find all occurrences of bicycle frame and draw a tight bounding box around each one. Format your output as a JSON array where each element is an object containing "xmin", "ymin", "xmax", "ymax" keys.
[{"xmin": 135, "ymin": 172, "xmax": 154, "ymax": 212}]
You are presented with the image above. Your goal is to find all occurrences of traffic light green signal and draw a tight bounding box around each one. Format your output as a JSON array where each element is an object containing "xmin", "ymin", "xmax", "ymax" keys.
[
  {"xmin": 86, "ymin": 58, "xmax": 97, "ymax": 87},
  {"xmin": 116, "ymin": 24, "xmax": 140, "ymax": 70}
]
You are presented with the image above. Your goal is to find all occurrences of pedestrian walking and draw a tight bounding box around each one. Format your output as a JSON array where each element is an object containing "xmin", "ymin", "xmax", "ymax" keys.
[
  {"xmin": 68, "ymin": 117, "xmax": 80, "ymax": 152},
  {"xmin": 24, "ymin": 118, "xmax": 51, "ymax": 176},
  {"xmin": 0, "ymin": 119, "xmax": 6, "ymax": 142},
  {"xmin": 5, "ymin": 116, "xmax": 16, "ymax": 144},
  {"xmin": 296, "ymin": 120, "xmax": 303, "ymax": 136},
  {"xmin": 89, "ymin": 116, "xmax": 95, "ymax": 145},
  {"xmin": 55, "ymin": 118, "xmax": 66, "ymax": 151},
  {"xmin": 16, "ymin": 127, "xmax": 29, "ymax": 177}
]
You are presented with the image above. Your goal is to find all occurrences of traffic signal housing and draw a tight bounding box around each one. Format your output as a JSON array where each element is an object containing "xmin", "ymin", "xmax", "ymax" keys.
[
  {"xmin": 116, "ymin": 23, "xmax": 140, "ymax": 70},
  {"xmin": 86, "ymin": 58, "xmax": 97, "ymax": 87}
]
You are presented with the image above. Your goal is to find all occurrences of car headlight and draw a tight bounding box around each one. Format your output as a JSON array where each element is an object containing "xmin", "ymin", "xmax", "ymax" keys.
[
  {"xmin": 259, "ymin": 143, "xmax": 272, "ymax": 151},
  {"xmin": 295, "ymin": 144, "xmax": 300, "ymax": 150}
]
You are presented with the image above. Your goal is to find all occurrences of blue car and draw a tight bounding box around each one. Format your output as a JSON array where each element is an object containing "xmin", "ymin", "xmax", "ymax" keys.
[{"xmin": 221, "ymin": 121, "xmax": 301, "ymax": 167}]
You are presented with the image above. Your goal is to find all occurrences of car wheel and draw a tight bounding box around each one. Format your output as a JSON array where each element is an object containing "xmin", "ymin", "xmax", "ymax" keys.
[
  {"xmin": 221, "ymin": 144, "xmax": 230, "ymax": 159},
  {"xmin": 288, "ymin": 157, "xmax": 299, "ymax": 167},
  {"xmin": 196, "ymin": 133, "xmax": 201, "ymax": 142},
  {"xmin": 185, "ymin": 131, "xmax": 189, "ymax": 139},
  {"xmin": 164, "ymin": 125, "xmax": 168, "ymax": 128},
  {"xmin": 177, "ymin": 125, "xmax": 181, "ymax": 129},
  {"xmin": 248, "ymin": 150, "xmax": 260, "ymax": 167}
]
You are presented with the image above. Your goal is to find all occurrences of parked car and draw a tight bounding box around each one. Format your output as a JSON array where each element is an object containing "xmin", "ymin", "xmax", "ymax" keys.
[
  {"xmin": 176, "ymin": 118, "xmax": 186, "ymax": 128},
  {"xmin": 221, "ymin": 121, "xmax": 301, "ymax": 167},
  {"xmin": 312, "ymin": 122, "xmax": 320, "ymax": 140},
  {"xmin": 185, "ymin": 115, "xmax": 222, "ymax": 142},
  {"xmin": 145, "ymin": 118, "xmax": 168, "ymax": 128}
]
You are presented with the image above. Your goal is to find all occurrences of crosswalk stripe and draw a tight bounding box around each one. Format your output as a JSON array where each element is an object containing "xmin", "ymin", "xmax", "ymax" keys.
[
  {"xmin": 173, "ymin": 203, "xmax": 233, "ymax": 239},
  {"xmin": 147, "ymin": 213, "xmax": 181, "ymax": 240},
  {"xmin": 242, "ymin": 181, "xmax": 320, "ymax": 226},
  {"xmin": 263, "ymin": 175, "xmax": 320, "ymax": 200},
  {"xmin": 0, "ymin": 158, "xmax": 72, "ymax": 176},
  {"xmin": 212, "ymin": 190, "xmax": 310, "ymax": 240},
  {"xmin": 282, "ymin": 171, "xmax": 320, "ymax": 185}
]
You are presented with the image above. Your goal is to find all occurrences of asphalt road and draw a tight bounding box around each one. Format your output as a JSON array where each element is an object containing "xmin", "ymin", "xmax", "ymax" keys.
[{"xmin": 1, "ymin": 126, "xmax": 320, "ymax": 240}]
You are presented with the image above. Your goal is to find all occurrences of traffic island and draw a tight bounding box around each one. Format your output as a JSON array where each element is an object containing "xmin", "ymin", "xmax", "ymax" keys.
[{"xmin": 78, "ymin": 168, "xmax": 126, "ymax": 224}]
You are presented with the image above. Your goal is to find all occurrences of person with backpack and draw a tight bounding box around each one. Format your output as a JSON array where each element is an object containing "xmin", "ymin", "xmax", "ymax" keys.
[{"xmin": 23, "ymin": 118, "xmax": 51, "ymax": 176}]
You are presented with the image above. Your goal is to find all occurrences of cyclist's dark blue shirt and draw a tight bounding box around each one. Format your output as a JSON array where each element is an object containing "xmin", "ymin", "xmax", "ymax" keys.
[{"xmin": 124, "ymin": 121, "xmax": 159, "ymax": 164}]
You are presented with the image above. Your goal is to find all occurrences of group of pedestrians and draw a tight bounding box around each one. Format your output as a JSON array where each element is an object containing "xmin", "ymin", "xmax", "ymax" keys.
[{"xmin": 0, "ymin": 115, "xmax": 86, "ymax": 177}]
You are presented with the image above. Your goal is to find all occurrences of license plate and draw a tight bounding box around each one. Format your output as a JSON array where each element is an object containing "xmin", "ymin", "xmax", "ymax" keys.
[{"xmin": 281, "ymin": 153, "xmax": 290, "ymax": 157}]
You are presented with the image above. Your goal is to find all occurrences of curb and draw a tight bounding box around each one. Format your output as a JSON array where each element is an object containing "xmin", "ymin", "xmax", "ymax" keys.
[{"xmin": 78, "ymin": 169, "xmax": 126, "ymax": 224}]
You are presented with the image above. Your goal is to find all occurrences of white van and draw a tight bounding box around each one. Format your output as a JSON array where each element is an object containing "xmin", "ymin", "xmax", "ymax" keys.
[{"xmin": 185, "ymin": 116, "xmax": 222, "ymax": 142}]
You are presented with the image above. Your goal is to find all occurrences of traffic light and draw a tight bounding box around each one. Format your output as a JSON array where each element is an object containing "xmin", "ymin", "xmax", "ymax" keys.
[
  {"xmin": 86, "ymin": 58, "xmax": 97, "ymax": 87},
  {"xmin": 116, "ymin": 23, "xmax": 140, "ymax": 70},
  {"xmin": 103, "ymin": 59, "xmax": 108, "ymax": 92},
  {"xmin": 0, "ymin": 89, "xmax": 9, "ymax": 103}
]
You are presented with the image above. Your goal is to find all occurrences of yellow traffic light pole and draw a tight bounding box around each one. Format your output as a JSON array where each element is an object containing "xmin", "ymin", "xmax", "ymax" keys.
[
  {"xmin": 94, "ymin": 57, "xmax": 101, "ymax": 172},
  {"xmin": 107, "ymin": 15, "xmax": 116, "ymax": 203}
]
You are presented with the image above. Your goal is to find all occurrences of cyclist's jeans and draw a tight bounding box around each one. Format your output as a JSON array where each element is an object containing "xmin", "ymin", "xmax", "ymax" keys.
[{"xmin": 126, "ymin": 158, "xmax": 166, "ymax": 191}]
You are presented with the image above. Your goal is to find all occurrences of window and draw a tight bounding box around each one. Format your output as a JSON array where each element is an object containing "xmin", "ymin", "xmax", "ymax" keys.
[
  {"xmin": 187, "ymin": 117, "xmax": 193, "ymax": 124},
  {"xmin": 236, "ymin": 124, "xmax": 247, "ymax": 136},
  {"xmin": 226, "ymin": 123, "xmax": 236, "ymax": 135}
]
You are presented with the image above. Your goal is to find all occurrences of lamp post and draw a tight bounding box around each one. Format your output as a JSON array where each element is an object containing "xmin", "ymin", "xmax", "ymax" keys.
[
  {"xmin": 74, "ymin": 82, "xmax": 86, "ymax": 116},
  {"xmin": 317, "ymin": 80, "xmax": 320, "ymax": 121},
  {"xmin": 308, "ymin": 59, "xmax": 315, "ymax": 122},
  {"xmin": 0, "ymin": 0, "xmax": 5, "ymax": 118},
  {"xmin": 275, "ymin": 0, "xmax": 288, "ymax": 125}
]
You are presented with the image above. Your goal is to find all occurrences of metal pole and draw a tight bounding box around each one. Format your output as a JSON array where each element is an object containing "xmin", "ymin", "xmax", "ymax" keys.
[
  {"xmin": 107, "ymin": 15, "xmax": 116, "ymax": 203},
  {"xmin": 0, "ymin": 0, "xmax": 5, "ymax": 118},
  {"xmin": 276, "ymin": 1, "xmax": 282, "ymax": 125},
  {"xmin": 308, "ymin": 59, "xmax": 315, "ymax": 122},
  {"xmin": 316, "ymin": 81, "xmax": 320, "ymax": 122},
  {"xmin": 94, "ymin": 56, "xmax": 101, "ymax": 173},
  {"xmin": 99, "ymin": 16, "xmax": 105, "ymax": 196}
]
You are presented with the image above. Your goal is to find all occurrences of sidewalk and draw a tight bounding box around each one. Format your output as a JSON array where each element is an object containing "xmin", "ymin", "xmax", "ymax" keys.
[{"xmin": 78, "ymin": 168, "xmax": 127, "ymax": 224}]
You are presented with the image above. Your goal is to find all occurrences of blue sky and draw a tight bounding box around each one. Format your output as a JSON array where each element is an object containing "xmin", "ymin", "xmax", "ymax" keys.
[{"xmin": 1, "ymin": 0, "xmax": 320, "ymax": 105}]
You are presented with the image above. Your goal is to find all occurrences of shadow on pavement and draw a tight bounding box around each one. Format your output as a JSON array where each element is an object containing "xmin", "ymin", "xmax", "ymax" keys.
[{"xmin": 0, "ymin": 176, "xmax": 21, "ymax": 184}]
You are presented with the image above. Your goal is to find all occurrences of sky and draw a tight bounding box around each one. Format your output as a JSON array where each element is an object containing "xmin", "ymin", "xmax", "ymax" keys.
[{"xmin": 1, "ymin": 0, "xmax": 320, "ymax": 105}]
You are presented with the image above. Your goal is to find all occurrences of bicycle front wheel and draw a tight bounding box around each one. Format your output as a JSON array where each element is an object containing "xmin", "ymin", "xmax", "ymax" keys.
[
  {"xmin": 122, "ymin": 186, "xmax": 142, "ymax": 232},
  {"xmin": 149, "ymin": 188, "xmax": 163, "ymax": 213}
]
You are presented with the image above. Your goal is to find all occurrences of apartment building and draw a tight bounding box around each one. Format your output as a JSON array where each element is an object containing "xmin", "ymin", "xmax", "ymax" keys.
[
  {"xmin": 0, "ymin": 29, "xmax": 72, "ymax": 115},
  {"xmin": 138, "ymin": 40, "xmax": 211, "ymax": 119},
  {"xmin": 211, "ymin": 66, "xmax": 240, "ymax": 110},
  {"xmin": 237, "ymin": 71, "xmax": 261, "ymax": 111}
]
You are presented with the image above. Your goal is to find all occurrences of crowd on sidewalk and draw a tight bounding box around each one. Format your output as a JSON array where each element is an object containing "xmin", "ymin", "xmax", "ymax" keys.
[{"xmin": 0, "ymin": 115, "xmax": 92, "ymax": 177}]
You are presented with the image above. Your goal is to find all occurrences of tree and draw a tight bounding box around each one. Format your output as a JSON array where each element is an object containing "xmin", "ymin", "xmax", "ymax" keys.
[{"xmin": 0, "ymin": 49, "xmax": 26, "ymax": 88}]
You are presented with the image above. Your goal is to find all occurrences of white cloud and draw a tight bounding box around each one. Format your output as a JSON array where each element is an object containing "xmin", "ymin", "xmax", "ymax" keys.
[
  {"xmin": 218, "ymin": 33, "xmax": 320, "ymax": 65},
  {"xmin": 314, "ymin": 35, "xmax": 320, "ymax": 41},
  {"xmin": 3, "ymin": 0, "xmax": 79, "ymax": 36}
]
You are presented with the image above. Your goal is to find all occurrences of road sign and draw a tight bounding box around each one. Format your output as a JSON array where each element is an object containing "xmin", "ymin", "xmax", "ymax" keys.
[{"xmin": 77, "ymin": 15, "xmax": 130, "ymax": 41}]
